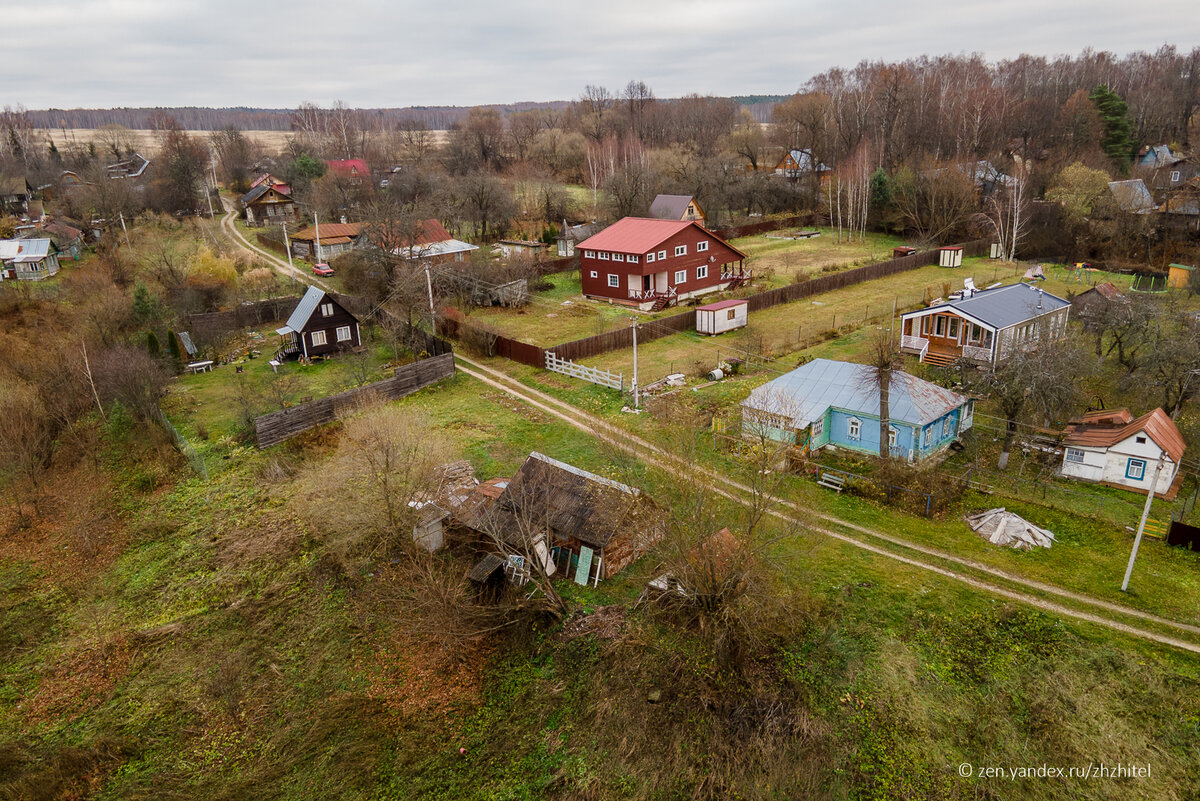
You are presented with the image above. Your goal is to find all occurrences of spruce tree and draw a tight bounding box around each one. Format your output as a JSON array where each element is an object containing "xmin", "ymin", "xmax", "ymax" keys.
[{"xmin": 1089, "ymin": 85, "xmax": 1134, "ymax": 171}]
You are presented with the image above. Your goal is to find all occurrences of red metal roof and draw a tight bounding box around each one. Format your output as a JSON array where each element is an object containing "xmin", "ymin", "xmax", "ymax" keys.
[
  {"xmin": 414, "ymin": 219, "xmax": 453, "ymax": 245},
  {"xmin": 577, "ymin": 217, "xmax": 745, "ymax": 257},
  {"xmin": 325, "ymin": 159, "xmax": 370, "ymax": 177},
  {"xmin": 291, "ymin": 222, "xmax": 363, "ymax": 241},
  {"xmin": 697, "ymin": 298, "xmax": 748, "ymax": 311},
  {"xmin": 1063, "ymin": 407, "xmax": 1185, "ymax": 463}
]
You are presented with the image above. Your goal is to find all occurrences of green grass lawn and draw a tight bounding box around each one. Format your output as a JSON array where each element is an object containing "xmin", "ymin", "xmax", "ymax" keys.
[{"xmin": 730, "ymin": 226, "xmax": 911, "ymax": 288}]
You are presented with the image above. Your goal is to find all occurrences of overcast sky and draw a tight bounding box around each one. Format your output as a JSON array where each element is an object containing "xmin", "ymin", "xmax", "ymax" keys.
[{"xmin": 8, "ymin": 0, "xmax": 1199, "ymax": 110}]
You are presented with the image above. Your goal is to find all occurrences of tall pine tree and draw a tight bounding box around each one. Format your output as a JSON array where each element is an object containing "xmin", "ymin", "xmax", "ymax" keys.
[{"xmin": 1089, "ymin": 85, "xmax": 1134, "ymax": 172}]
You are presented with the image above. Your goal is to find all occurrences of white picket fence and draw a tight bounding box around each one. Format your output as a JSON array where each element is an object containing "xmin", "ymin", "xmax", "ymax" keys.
[{"xmin": 545, "ymin": 351, "xmax": 623, "ymax": 391}]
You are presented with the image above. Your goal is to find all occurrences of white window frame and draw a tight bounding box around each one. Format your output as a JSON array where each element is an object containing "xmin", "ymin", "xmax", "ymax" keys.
[
  {"xmin": 1064, "ymin": 447, "xmax": 1085, "ymax": 464},
  {"xmin": 320, "ymin": 302, "xmax": 334, "ymax": 318},
  {"xmin": 811, "ymin": 418, "xmax": 823, "ymax": 438},
  {"xmin": 674, "ymin": 269, "xmax": 687, "ymax": 284},
  {"xmin": 310, "ymin": 330, "xmax": 328, "ymax": 346},
  {"xmin": 607, "ymin": 274, "xmax": 619, "ymax": 288},
  {"xmin": 942, "ymin": 417, "xmax": 951, "ymax": 438},
  {"xmin": 888, "ymin": 425, "xmax": 898, "ymax": 448},
  {"xmin": 1127, "ymin": 458, "xmax": 1146, "ymax": 480},
  {"xmin": 847, "ymin": 417, "xmax": 861, "ymax": 441},
  {"xmin": 658, "ymin": 250, "xmax": 667, "ymax": 260},
  {"xmin": 646, "ymin": 252, "xmax": 655, "ymax": 263},
  {"xmin": 627, "ymin": 254, "xmax": 638, "ymax": 264},
  {"xmin": 934, "ymin": 316, "xmax": 947, "ymax": 337},
  {"xmin": 674, "ymin": 244, "xmax": 687, "ymax": 257},
  {"xmin": 612, "ymin": 253, "xmax": 624, "ymax": 262},
  {"xmin": 336, "ymin": 325, "xmax": 352, "ymax": 342},
  {"xmin": 589, "ymin": 270, "xmax": 598, "ymax": 278},
  {"xmin": 697, "ymin": 265, "xmax": 708, "ymax": 280},
  {"xmin": 697, "ymin": 241, "xmax": 709, "ymax": 252},
  {"xmin": 599, "ymin": 251, "xmax": 610, "ymax": 260},
  {"xmin": 584, "ymin": 250, "xmax": 595, "ymax": 258},
  {"xmin": 1171, "ymin": 170, "xmax": 1181, "ymax": 182}
]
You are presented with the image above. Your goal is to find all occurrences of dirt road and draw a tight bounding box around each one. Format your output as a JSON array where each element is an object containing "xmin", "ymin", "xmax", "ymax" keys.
[
  {"xmin": 217, "ymin": 197, "xmax": 332, "ymax": 292},
  {"xmin": 454, "ymin": 353, "xmax": 1200, "ymax": 655}
]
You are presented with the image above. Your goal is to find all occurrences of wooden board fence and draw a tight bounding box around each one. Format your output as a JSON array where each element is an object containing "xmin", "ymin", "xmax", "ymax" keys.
[
  {"xmin": 545, "ymin": 351, "xmax": 623, "ymax": 390},
  {"xmin": 254, "ymin": 353, "xmax": 455, "ymax": 447}
]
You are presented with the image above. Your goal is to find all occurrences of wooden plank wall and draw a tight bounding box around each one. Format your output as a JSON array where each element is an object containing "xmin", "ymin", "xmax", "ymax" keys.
[{"xmin": 254, "ymin": 352, "xmax": 455, "ymax": 447}]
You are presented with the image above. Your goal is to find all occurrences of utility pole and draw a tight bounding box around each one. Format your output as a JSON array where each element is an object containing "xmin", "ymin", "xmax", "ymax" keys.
[
  {"xmin": 282, "ymin": 224, "xmax": 296, "ymax": 284},
  {"xmin": 425, "ymin": 262, "xmax": 436, "ymax": 328},
  {"xmin": 118, "ymin": 212, "xmax": 132, "ymax": 250},
  {"xmin": 631, "ymin": 318, "xmax": 640, "ymax": 410},
  {"xmin": 1122, "ymin": 454, "xmax": 1167, "ymax": 592},
  {"xmin": 313, "ymin": 213, "xmax": 322, "ymax": 264}
]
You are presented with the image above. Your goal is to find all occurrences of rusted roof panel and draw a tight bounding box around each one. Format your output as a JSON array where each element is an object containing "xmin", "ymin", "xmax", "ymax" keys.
[{"xmin": 1063, "ymin": 407, "xmax": 1185, "ymax": 463}]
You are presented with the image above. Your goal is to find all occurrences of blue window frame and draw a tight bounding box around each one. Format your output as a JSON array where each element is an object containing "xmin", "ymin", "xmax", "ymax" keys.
[{"xmin": 1126, "ymin": 458, "xmax": 1146, "ymax": 480}]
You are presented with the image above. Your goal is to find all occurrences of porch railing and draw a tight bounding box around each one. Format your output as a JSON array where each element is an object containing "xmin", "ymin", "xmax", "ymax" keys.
[
  {"xmin": 900, "ymin": 335, "xmax": 929, "ymax": 360},
  {"xmin": 961, "ymin": 344, "xmax": 992, "ymax": 363}
]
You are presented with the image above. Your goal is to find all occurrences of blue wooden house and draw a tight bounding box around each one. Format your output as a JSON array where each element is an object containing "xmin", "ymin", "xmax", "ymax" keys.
[{"xmin": 740, "ymin": 358, "xmax": 973, "ymax": 462}]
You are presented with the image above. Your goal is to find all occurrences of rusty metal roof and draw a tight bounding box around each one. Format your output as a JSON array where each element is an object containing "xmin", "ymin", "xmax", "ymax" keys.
[
  {"xmin": 742, "ymin": 358, "xmax": 970, "ymax": 428},
  {"xmin": 290, "ymin": 222, "xmax": 363, "ymax": 242},
  {"xmin": 1063, "ymin": 407, "xmax": 1185, "ymax": 463}
]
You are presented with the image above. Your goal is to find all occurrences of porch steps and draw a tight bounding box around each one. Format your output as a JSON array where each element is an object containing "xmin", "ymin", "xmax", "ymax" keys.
[
  {"xmin": 921, "ymin": 350, "xmax": 958, "ymax": 368},
  {"xmin": 649, "ymin": 295, "xmax": 672, "ymax": 312}
]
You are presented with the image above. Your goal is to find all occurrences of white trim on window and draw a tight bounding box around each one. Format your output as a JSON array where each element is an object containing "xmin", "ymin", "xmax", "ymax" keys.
[
  {"xmin": 589, "ymin": 270, "xmax": 598, "ymax": 278},
  {"xmin": 627, "ymin": 254, "xmax": 638, "ymax": 263},
  {"xmin": 320, "ymin": 302, "xmax": 334, "ymax": 317},
  {"xmin": 658, "ymin": 250, "xmax": 667, "ymax": 260},
  {"xmin": 697, "ymin": 241, "xmax": 709, "ymax": 252},
  {"xmin": 1171, "ymin": 170, "xmax": 1181, "ymax": 182},
  {"xmin": 888, "ymin": 425, "xmax": 898, "ymax": 447},
  {"xmin": 847, "ymin": 417, "xmax": 861, "ymax": 441},
  {"xmin": 612, "ymin": 253, "xmax": 624, "ymax": 262},
  {"xmin": 599, "ymin": 251, "xmax": 610, "ymax": 260},
  {"xmin": 646, "ymin": 252, "xmax": 655, "ymax": 263},
  {"xmin": 674, "ymin": 244, "xmax": 687, "ymax": 257},
  {"xmin": 811, "ymin": 418, "xmax": 823, "ymax": 438},
  {"xmin": 674, "ymin": 269, "xmax": 687, "ymax": 284},
  {"xmin": 607, "ymin": 274, "xmax": 619, "ymax": 288},
  {"xmin": 310, "ymin": 330, "xmax": 328, "ymax": 346},
  {"xmin": 336, "ymin": 325, "xmax": 352, "ymax": 342},
  {"xmin": 1065, "ymin": 447, "xmax": 1085, "ymax": 464},
  {"xmin": 584, "ymin": 250, "xmax": 595, "ymax": 258},
  {"xmin": 697, "ymin": 265, "xmax": 708, "ymax": 280}
]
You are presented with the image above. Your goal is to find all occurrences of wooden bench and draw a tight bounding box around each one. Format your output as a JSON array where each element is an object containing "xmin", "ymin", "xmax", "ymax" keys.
[
  {"xmin": 186, "ymin": 360, "xmax": 214, "ymax": 374},
  {"xmin": 816, "ymin": 471, "xmax": 847, "ymax": 493}
]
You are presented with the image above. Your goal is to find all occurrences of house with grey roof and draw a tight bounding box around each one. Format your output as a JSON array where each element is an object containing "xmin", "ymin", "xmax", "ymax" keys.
[
  {"xmin": 1107, "ymin": 179, "xmax": 1157, "ymax": 214},
  {"xmin": 274, "ymin": 285, "xmax": 360, "ymax": 360},
  {"xmin": 899, "ymin": 281, "xmax": 1071, "ymax": 367},
  {"xmin": 0, "ymin": 238, "xmax": 60, "ymax": 280},
  {"xmin": 740, "ymin": 358, "xmax": 973, "ymax": 462},
  {"xmin": 774, "ymin": 149, "xmax": 832, "ymax": 180},
  {"xmin": 649, "ymin": 194, "xmax": 706, "ymax": 226}
]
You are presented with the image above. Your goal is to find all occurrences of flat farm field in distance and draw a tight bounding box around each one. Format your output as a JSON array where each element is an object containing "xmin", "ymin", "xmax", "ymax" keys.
[{"xmin": 39, "ymin": 129, "xmax": 451, "ymax": 156}]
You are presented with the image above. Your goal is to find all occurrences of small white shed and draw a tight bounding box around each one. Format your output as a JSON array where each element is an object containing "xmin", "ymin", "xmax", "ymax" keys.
[
  {"xmin": 939, "ymin": 246, "xmax": 964, "ymax": 268},
  {"xmin": 696, "ymin": 299, "xmax": 748, "ymax": 335}
]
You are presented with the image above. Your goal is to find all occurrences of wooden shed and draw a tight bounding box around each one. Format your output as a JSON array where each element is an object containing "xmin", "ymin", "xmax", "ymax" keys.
[
  {"xmin": 696, "ymin": 298, "xmax": 748, "ymax": 335},
  {"xmin": 893, "ymin": 246, "xmax": 917, "ymax": 259},
  {"xmin": 938, "ymin": 246, "xmax": 964, "ymax": 268},
  {"xmin": 1168, "ymin": 263, "xmax": 1195, "ymax": 289},
  {"xmin": 475, "ymin": 452, "xmax": 660, "ymax": 584}
]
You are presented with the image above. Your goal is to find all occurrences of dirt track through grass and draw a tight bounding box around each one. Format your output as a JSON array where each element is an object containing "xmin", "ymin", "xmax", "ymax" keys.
[{"xmin": 454, "ymin": 352, "xmax": 1200, "ymax": 654}]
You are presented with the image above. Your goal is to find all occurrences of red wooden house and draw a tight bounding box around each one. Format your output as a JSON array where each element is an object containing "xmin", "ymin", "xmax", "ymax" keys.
[{"xmin": 576, "ymin": 218, "xmax": 748, "ymax": 311}]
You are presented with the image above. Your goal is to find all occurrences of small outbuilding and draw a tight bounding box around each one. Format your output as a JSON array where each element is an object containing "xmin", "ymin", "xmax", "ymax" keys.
[
  {"xmin": 893, "ymin": 246, "xmax": 917, "ymax": 259},
  {"xmin": 938, "ymin": 246, "xmax": 963, "ymax": 268},
  {"xmin": 1168, "ymin": 263, "xmax": 1195, "ymax": 289},
  {"xmin": 696, "ymin": 298, "xmax": 748, "ymax": 335}
]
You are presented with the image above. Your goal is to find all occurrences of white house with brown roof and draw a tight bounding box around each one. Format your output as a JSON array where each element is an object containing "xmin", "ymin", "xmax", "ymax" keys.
[{"xmin": 1060, "ymin": 408, "xmax": 1185, "ymax": 498}]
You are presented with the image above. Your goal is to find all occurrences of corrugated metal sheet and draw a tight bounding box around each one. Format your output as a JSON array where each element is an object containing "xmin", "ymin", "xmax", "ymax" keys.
[
  {"xmin": 577, "ymin": 217, "xmax": 694, "ymax": 253},
  {"xmin": 933, "ymin": 282, "xmax": 1070, "ymax": 330},
  {"xmin": 741, "ymin": 358, "xmax": 970, "ymax": 428},
  {"xmin": 284, "ymin": 285, "xmax": 326, "ymax": 333},
  {"xmin": 1108, "ymin": 179, "xmax": 1156, "ymax": 213},
  {"xmin": 0, "ymin": 238, "xmax": 51, "ymax": 261},
  {"xmin": 290, "ymin": 222, "xmax": 363, "ymax": 242}
]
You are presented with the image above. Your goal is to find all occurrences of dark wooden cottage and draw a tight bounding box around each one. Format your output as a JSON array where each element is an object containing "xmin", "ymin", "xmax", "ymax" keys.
[
  {"xmin": 476, "ymin": 452, "xmax": 659, "ymax": 584},
  {"xmin": 275, "ymin": 285, "xmax": 360, "ymax": 359}
]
